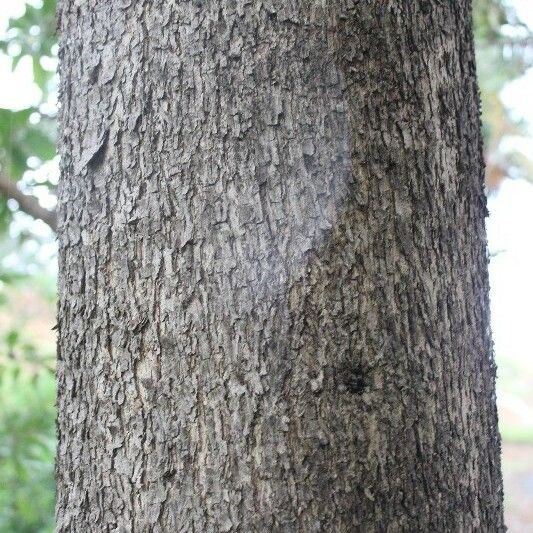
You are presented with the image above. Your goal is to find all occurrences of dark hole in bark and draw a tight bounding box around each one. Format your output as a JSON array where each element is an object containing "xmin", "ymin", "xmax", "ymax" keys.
[
  {"xmin": 303, "ymin": 153, "xmax": 314, "ymax": 171},
  {"xmin": 87, "ymin": 131, "xmax": 109, "ymax": 170},
  {"xmin": 420, "ymin": 1, "xmax": 432, "ymax": 15},
  {"xmin": 163, "ymin": 469, "xmax": 176, "ymax": 481},
  {"xmin": 341, "ymin": 365, "xmax": 366, "ymax": 395}
]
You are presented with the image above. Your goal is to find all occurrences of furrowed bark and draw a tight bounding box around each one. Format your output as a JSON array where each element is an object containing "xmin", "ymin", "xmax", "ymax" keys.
[{"xmin": 56, "ymin": 1, "xmax": 505, "ymax": 531}]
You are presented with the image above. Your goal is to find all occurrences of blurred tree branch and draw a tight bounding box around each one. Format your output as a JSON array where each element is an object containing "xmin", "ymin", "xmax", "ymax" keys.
[{"xmin": 0, "ymin": 173, "xmax": 56, "ymax": 232}]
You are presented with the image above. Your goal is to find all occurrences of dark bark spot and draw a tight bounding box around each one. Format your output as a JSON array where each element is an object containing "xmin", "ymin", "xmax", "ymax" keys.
[
  {"xmin": 303, "ymin": 153, "xmax": 314, "ymax": 171},
  {"xmin": 163, "ymin": 469, "xmax": 176, "ymax": 481},
  {"xmin": 88, "ymin": 62, "xmax": 101, "ymax": 84},
  {"xmin": 338, "ymin": 364, "xmax": 366, "ymax": 395},
  {"xmin": 345, "ymin": 371, "xmax": 365, "ymax": 394},
  {"xmin": 87, "ymin": 131, "xmax": 109, "ymax": 170}
]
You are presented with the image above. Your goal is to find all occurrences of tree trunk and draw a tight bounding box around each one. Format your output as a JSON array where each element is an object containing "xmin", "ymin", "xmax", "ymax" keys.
[{"xmin": 56, "ymin": 1, "xmax": 505, "ymax": 531}]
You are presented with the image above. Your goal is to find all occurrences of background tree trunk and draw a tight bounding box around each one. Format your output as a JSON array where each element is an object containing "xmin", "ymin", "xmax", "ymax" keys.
[{"xmin": 56, "ymin": 1, "xmax": 505, "ymax": 531}]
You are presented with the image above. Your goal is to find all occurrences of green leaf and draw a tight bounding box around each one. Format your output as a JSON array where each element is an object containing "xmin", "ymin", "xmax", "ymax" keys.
[
  {"xmin": 25, "ymin": 129, "xmax": 55, "ymax": 161},
  {"xmin": 5, "ymin": 329, "xmax": 20, "ymax": 348}
]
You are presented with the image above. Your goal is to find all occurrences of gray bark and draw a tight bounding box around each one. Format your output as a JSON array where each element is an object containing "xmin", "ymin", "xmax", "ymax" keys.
[{"xmin": 56, "ymin": 1, "xmax": 505, "ymax": 531}]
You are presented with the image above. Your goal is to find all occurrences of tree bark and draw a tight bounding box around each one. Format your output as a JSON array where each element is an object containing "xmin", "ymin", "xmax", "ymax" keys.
[{"xmin": 56, "ymin": 1, "xmax": 505, "ymax": 531}]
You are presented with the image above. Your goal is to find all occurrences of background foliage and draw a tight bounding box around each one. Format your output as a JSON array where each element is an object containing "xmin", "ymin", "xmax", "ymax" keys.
[{"xmin": 0, "ymin": 0, "xmax": 532, "ymax": 531}]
